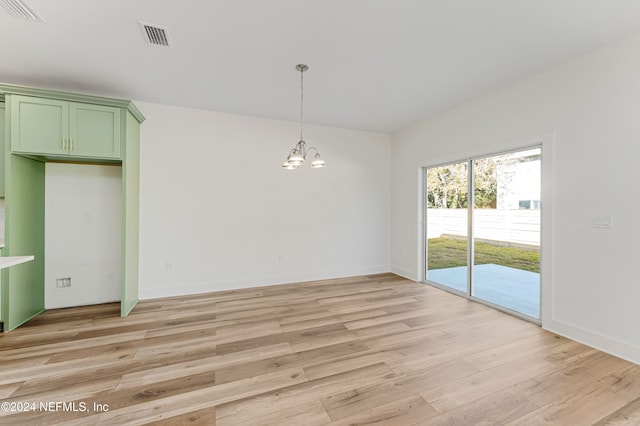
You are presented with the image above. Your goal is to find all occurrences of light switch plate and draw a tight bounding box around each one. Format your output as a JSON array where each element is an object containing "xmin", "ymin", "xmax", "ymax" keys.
[{"xmin": 592, "ymin": 214, "xmax": 613, "ymax": 229}]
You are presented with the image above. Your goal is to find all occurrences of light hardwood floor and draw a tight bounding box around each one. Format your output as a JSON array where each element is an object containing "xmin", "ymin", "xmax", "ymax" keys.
[{"xmin": 0, "ymin": 273, "xmax": 639, "ymax": 425}]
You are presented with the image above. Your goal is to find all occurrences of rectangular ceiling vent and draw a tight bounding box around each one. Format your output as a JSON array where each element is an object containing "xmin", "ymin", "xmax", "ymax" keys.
[
  {"xmin": 139, "ymin": 22, "xmax": 171, "ymax": 47},
  {"xmin": 0, "ymin": 0, "xmax": 43, "ymax": 21}
]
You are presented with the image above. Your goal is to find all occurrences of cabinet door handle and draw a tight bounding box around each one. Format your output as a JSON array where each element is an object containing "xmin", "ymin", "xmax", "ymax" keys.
[
  {"xmin": 62, "ymin": 138, "xmax": 66, "ymax": 150},
  {"xmin": 69, "ymin": 138, "xmax": 73, "ymax": 151}
]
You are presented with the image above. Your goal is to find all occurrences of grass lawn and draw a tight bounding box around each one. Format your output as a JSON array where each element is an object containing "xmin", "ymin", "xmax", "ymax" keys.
[{"xmin": 428, "ymin": 237, "xmax": 540, "ymax": 273}]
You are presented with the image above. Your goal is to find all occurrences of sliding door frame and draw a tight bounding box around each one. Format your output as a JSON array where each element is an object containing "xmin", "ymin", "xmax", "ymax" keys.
[{"xmin": 419, "ymin": 132, "xmax": 554, "ymax": 325}]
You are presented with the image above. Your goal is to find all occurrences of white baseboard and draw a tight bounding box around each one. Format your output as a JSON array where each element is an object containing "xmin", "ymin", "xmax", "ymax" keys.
[
  {"xmin": 139, "ymin": 264, "xmax": 391, "ymax": 300},
  {"xmin": 390, "ymin": 265, "xmax": 417, "ymax": 281},
  {"xmin": 543, "ymin": 318, "xmax": 640, "ymax": 365}
]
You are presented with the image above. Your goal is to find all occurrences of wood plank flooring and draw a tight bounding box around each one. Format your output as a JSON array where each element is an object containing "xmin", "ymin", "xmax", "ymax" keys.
[{"xmin": 1, "ymin": 273, "xmax": 639, "ymax": 425}]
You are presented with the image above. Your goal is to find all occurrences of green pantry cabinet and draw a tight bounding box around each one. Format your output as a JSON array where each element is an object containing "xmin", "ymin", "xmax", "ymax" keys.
[{"xmin": 0, "ymin": 84, "xmax": 145, "ymax": 331}]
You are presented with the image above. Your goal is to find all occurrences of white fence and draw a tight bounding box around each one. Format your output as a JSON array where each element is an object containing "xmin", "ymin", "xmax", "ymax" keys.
[{"xmin": 427, "ymin": 209, "xmax": 540, "ymax": 247}]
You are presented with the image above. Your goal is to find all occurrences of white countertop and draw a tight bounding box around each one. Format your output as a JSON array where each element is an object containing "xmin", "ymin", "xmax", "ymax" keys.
[{"xmin": 0, "ymin": 256, "xmax": 34, "ymax": 270}]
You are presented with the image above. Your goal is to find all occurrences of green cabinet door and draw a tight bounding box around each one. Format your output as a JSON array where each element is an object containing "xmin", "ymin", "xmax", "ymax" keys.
[
  {"xmin": 69, "ymin": 103, "xmax": 121, "ymax": 159},
  {"xmin": 10, "ymin": 95, "xmax": 68, "ymax": 156}
]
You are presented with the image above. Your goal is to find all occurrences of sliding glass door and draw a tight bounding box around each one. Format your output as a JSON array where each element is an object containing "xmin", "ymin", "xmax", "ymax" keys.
[
  {"xmin": 471, "ymin": 149, "xmax": 541, "ymax": 318},
  {"xmin": 425, "ymin": 161, "xmax": 469, "ymax": 294},
  {"xmin": 425, "ymin": 147, "xmax": 541, "ymax": 320}
]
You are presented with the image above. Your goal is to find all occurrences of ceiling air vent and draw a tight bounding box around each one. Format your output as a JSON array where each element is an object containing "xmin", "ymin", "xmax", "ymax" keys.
[
  {"xmin": 0, "ymin": 0, "xmax": 43, "ymax": 21},
  {"xmin": 139, "ymin": 22, "xmax": 171, "ymax": 47}
]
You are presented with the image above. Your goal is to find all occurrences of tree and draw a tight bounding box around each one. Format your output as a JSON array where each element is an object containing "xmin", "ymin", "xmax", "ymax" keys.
[
  {"xmin": 427, "ymin": 163, "xmax": 469, "ymax": 208},
  {"xmin": 473, "ymin": 158, "xmax": 498, "ymax": 208},
  {"xmin": 427, "ymin": 159, "xmax": 497, "ymax": 209}
]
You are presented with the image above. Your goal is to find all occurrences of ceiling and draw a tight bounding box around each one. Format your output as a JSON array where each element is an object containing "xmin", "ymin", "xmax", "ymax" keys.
[{"xmin": 2, "ymin": 0, "xmax": 640, "ymax": 133}]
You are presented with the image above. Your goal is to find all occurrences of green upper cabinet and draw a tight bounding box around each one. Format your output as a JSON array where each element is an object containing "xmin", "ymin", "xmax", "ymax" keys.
[{"xmin": 10, "ymin": 95, "xmax": 121, "ymax": 160}]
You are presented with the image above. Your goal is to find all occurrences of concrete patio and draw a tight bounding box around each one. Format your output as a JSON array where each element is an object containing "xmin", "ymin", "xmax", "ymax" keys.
[{"xmin": 427, "ymin": 263, "xmax": 540, "ymax": 319}]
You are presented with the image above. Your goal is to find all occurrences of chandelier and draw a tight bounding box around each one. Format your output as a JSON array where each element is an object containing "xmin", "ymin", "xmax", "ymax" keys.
[{"xmin": 282, "ymin": 64, "xmax": 326, "ymax": 170}]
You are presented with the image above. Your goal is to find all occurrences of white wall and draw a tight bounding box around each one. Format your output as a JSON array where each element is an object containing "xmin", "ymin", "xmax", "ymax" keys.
[
  {"xmin": 391, "ymin": 33, "xmax": 640, "ymax": 364},
  {"xmin": 137, "ymin": 102, "xmax": 391, "ymax": 299},
  {"xmin": 45, "ymin": 163, "xmax": 122, "ymax": 309}
]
